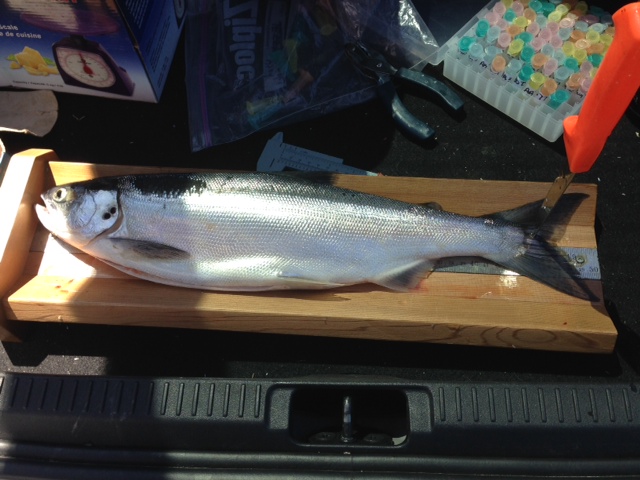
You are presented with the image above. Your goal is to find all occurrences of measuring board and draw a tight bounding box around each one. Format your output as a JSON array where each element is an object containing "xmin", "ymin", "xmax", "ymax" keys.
[
  {"xmin": 2, "ymin": 152, "xmax": 615, "ymax": 353},
  {"xmin": 257, "ymin": 132, "xmax": 377, "ymax": 175}
]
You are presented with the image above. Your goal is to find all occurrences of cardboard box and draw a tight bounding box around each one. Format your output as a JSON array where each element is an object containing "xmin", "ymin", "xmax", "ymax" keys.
[{"xmin": 0, "ymin": 0, "xmax": 185, "ymax": 102}]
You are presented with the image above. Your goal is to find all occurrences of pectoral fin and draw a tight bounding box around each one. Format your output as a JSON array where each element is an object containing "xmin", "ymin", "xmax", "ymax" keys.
[
  {"xmin": 373, "ymin": 260, "xmax": 435, "ymax": 291},
  {"xmin": 107, "ymin": 238, "xmax": 190, "ymax": 260}
]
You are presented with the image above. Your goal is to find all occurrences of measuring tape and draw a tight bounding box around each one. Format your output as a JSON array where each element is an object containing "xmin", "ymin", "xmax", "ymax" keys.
[
  {"xmin": 434, "ymin": 247, "xmax": 601, "ymax": 280},
  {"xmin": 257, "ymin": 132, "xmax": 378, "ymax": 175}
]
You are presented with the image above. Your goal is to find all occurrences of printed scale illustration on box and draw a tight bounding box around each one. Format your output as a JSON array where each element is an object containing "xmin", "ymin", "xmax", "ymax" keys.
[{"xmin": 0, "ymin": 0, "xmax": 184, "ymax": 102}]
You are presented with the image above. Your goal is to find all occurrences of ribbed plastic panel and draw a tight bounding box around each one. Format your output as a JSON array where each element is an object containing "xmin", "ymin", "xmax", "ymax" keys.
[{"xmin": 0, "ymin": 374, "xmax": 639, "ymax": 458}]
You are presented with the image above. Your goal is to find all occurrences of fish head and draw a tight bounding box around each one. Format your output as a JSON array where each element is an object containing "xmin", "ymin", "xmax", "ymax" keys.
[{"xmin": 35, "ymin": 183, "xmax": 119, "ymax": 247}]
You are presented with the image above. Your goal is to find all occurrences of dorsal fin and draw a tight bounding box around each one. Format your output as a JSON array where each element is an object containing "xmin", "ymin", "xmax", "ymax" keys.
[
  {"xmin": 485, "ymin": 193, "xmax": 588, "ymax": 228},
  {"xmin": 269, "ymin": 172, "xmax": 339, "ymax": 185}
]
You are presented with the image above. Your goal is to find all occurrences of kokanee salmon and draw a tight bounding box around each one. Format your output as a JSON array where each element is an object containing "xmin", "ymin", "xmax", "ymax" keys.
[{"xmin": 35, "ymin": 172, "xmax": 595, "ymax": 299}]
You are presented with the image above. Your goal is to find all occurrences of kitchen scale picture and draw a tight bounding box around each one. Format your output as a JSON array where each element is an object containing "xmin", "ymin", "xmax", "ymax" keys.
[
  {"xmin": 52, "ymin": 34, "xmax": 134, "ymax": 95},
  {"xmin": 20, "ymin": 6, "xmax": 135, "ymax": 96}
]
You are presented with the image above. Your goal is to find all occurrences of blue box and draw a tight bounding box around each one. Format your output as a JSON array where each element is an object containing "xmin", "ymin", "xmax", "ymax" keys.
[{"xmin": 0, "ymin": 0, "xmax": 185, "ymax": 102}]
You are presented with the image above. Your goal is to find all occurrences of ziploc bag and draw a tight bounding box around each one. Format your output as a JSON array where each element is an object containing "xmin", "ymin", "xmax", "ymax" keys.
[{"xmin": 185, "ymin": 0, "xmax": 439, "ymax": 150}]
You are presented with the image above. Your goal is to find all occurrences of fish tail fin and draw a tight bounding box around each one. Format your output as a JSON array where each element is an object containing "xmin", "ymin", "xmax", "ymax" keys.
[
  {"xmin": 495, "ymin": 233, "xmax": 598, "ymax": 301},
  {"xmin": 485, "ymin": 194, "xmax": 599, "ymax": 301}
]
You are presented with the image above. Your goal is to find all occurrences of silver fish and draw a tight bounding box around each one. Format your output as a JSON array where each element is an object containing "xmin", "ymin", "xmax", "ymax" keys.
[{"xmin": 35, "ymin": 173, "xmax": 594, "ymax": 299}]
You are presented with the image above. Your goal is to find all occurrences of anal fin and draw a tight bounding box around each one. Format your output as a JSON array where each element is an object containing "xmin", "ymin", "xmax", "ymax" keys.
[{"xmin": 373, "ymin": 260, "xmax": 435, "ymax": 292}]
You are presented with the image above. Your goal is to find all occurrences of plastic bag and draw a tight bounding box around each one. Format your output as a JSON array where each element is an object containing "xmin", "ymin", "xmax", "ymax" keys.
[{"xmin": 185, "ymin": 0, "xmax": 438, "ymax": 150}]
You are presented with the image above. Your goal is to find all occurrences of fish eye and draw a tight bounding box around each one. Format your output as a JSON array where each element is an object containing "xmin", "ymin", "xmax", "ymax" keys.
[{"xmin": 53, "ymin": 187, "xmax": 67, "ymax": 202}]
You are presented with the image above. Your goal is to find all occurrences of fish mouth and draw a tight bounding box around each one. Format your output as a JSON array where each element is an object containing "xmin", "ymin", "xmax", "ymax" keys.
[
  {"xmin": 35, "ymin": 202, "xmax": 64, "ymax": 234},
  {"xmin": 34, "ymin": 203, "xmax": 55, "ymax": 233},
  {"xmin": 34, "ymin": 202, "xmax": 48, "ymax": 219},
  {"xmin": 35, "ymin": 194, "xmax": 50, "ymax": 215}
]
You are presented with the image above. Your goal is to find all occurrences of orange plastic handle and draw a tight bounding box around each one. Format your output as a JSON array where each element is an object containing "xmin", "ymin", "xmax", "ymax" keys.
[{"xmin": 563, "ymin": 2, "xmax": 640, "ymax": 174}]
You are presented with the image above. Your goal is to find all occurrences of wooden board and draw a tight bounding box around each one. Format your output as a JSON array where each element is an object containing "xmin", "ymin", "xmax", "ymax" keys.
[{"xmin": 0, "ymin": 149, "xmax": 617, "ymax": 353}]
